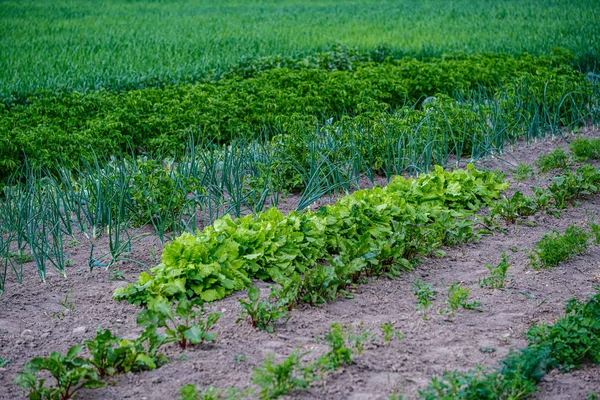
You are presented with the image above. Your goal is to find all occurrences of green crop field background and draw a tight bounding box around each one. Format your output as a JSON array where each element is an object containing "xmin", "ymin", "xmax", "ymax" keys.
[{"xmin": 1, "ymin": 0, "xmax": 599, "ymax": 102}]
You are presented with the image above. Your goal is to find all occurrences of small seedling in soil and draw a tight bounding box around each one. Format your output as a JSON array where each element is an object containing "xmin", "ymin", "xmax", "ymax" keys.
[
  {"xmin": 317, "ymin": 323, "xmax": 354, "ymax": 371},
  {"xmin": 381, "ymin": 322, "xmax": 404, "ymax": 343},
  {"xmin": 317, "ymin": 322, "xmax": 373, "ymax": 370},
  {"xmin": 0, "ymin": 356, "xmax": 10, "ymax": 367},
  {"xmin": 440, "ymin": 283, "xmax": 483, "ymax": 317},
  {"xmin": 235, "ymin": 354, "xmax": 247, "ymax": 363},
  {"xmin": 8, "ymin": 251, "xmax": 33, "ymax": 264},
  {"xmin": 480, "ymin": 252, "xmax": 510, "ymax": 289},
  {"xmin": 412, "ymin": 279, "xmax": 437, "ymax": 320},
  {"xmin": 52, "ymin": 287, "xmax": 75, "ymax": 320},
  {"xmin": 179, "ymin": 384, "xmax": 246, "ymax": 400},
  {"xmin": 511, "ymin": 162, "xmax": 535, "ymax": 181},
  {"xmin": 14, "ymin": 345, "xmax": 105, "ymax": 400},
  {"xmin": 236, "ymin": 286, "xmax": 291, "ymax": 333},
  {"xmin": 137, "ymin": 298, "xmax": 221, "ymax": 349},
  {"xmin": 252, "ymin": 349, "xmax": 314, "ymax": 399},
  {"xmin": 528, "ymin": 225, "xmax": 591, "ymax": 269},
  {"xmin": 108, "ymin": 267, "xmax": 126, "ymax": 281}
]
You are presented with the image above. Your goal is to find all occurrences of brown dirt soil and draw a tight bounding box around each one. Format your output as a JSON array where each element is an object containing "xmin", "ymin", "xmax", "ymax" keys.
[{"xmin": 1, "ymin": 129, "xmax": 600, "ymax": 400}]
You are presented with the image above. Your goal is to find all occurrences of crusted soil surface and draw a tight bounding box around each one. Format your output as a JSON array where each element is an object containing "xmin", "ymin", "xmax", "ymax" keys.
[{"xmin": 1, "ymin": 129, "xmax": 600, "ymax": 399}]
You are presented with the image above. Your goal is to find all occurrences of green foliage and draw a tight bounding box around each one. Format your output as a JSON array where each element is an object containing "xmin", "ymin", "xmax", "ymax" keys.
[
  {"xmin": 421, "ymin": 288, "xmax": 600, "ymax": 399},
  {"xmin": 317, "ymin": 323, "xmax": 355, "ymax": 370},
  {"xmin": 2, "ymin": 0, "xmax": 600, "ymax": 101},
  {"xmin": 137, "ymin": 298, "xmax": 221, "ymax": 349},
  {"xmin": 381, "ymin": 322, "xmax": 404, "ymax": 344},
  {"xmin": 412, "ymin": 279, "xmax": 437, "ymax": 320},
  {"xmin": 14, "ymin": 345, "xmax": 105, "ymax": 400},
  {"xmin": 479, "ymin": 253, "xmax": 510, "ymax": 289},
  {"xmin": 440, "ymin": 283, "xmax": 483, "ymax": 317},
  {"xmin": 251, "ymin": 350, "xmax": 314, "ymax": 399},
  {"xmin": 316, "ymin": 322, "xmax": 375, "ymax": 370},
  {"xmin": 490, "ymin": 191, "xmax": 539, "ymax": 224},
  {"xmin": 528, "ymin": 225, "xmax": 591, "ymax": 269},
  {"xmin": 535, "ymin": 148, "xmax": 571, "ymax": 173},
  {"xmin": 84, "ymin": 328, "xmax": 166, "ymax": 378},
  {"xmin": 0, "ymin": 355, "xmax": 10, "ymax": 368},
  {"xmin": 237, "ymin": 286, "xmax": 291, "ymax": 333},
  {"xmin": 511, "ymin": 163, "xmax": 535, "ymax": 181},
  {"xmin": 179, "ymin": 384, "xmax": 245, "ymax": 400},
  {"xmin": 0, "ymin": 53, "xmax": 594, "ymax": 181},
  {"xmin": 527, "ymin": 288, "xmax": 600, "ymax": 371},
  {"xmin": 569, "ymin": 137, "xmax": 600, "ymax": 160},
  {"xmin": 547, "ymin": 165, "xmax": 600, "ymax": 209},
  {"xmin": 115, "ymin": 166, "xmax": 506, "ymax": 307}
]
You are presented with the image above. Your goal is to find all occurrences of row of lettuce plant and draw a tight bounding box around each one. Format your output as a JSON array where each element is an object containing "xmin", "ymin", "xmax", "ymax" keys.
[
  {"xmin": 113, "ymin": 165, "xmax": 508, "ymax": 305},
  {"xmin": 1, "ymin": 51, "xmax": 598, "ymax": 181}
]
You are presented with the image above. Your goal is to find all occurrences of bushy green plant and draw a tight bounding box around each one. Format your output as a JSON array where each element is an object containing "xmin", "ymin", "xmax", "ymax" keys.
[
  {"xmin": 137, "ymin": 298, "xmax": 221, "ymax": 349},
  {"xmin": 14, "ymin": 345, "xmax": 105, "ymax": 400},
  {"xmin": 529, "ymin": 225, "xmax": 591, "ymax": 269},
  {"xmin": 84, "ymin": 328, "xmax": 165, "ymax": 377},
  {"xmin": 490, "ymin": 192, "xmax": 538, "ymax": 224},
  {"xmin": 569, "ymin": 137, "xmax": 600, "ymax": 160},
  {"xmin": 527, "ymin": 288, "xmax": 600, "ymax": 370},
  {"xmin": 535, "ymin": 148, "xmax": 571, "ymax": 173},
  {"xmin": 548, "ymin": 165, "xmax": 600, "ymax": 209}
]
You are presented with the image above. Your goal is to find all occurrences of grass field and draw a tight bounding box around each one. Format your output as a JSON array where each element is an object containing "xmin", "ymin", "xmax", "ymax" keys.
[{"xmin": 1, "ymin": 0, "xmax": 599, "ymax": 102}]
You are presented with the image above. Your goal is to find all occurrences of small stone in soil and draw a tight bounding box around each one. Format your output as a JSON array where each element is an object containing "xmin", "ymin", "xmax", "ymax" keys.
[{"xmin": 72, "ymin": 326, "xmax": 87, "ymax": 335}]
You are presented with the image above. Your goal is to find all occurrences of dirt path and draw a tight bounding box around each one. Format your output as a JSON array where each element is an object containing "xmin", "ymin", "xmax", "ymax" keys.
[{"xmin": 1, "ymin": 130, "xmax": 600, "ymax": 399}]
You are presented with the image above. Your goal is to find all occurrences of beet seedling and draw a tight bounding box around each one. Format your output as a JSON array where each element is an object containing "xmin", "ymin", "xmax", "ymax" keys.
[
  {"xmin": 236, "ymin": 286, "xmax": 291, "ymax": 333},
  {"xmin": 84, "ymin": 327, "xmax": 165, "ymax": 377},
  {"xmin": 0, "ymin": 355, "xmax": 10, "ymax": 368},
  {"xmin": 137, "ymin": 298, "xmax": 221, "ymax": 349},
  {"xmin": 14, "ymin": 345, "xmax": 105, "ymax": 400}
]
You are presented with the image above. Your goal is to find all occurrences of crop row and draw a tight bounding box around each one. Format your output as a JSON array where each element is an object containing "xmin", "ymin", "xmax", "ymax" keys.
[
  {"xmin": 3, "ymin": 0, "xmax": 599, "ymax": 102},
  {"xmin": 113, "ymin": 165, "xmax": 508, "ymax": 305},
  {"xmin": 1, "ymin": 52, "xmax": 598, "ymax": 182}
]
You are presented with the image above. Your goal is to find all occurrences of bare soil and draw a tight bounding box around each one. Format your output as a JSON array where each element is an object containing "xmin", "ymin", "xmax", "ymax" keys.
[{"xmin": 1, "ymin": 129, "xmax": 600, "ymax": 400}]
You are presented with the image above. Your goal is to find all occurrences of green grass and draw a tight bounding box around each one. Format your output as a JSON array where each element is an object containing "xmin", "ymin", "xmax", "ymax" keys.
[{"xmin": 1, "ymin": 0, "xmax": 599, "ymax": 102}]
